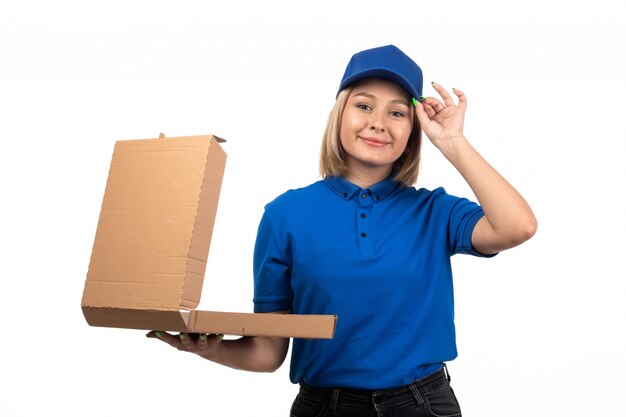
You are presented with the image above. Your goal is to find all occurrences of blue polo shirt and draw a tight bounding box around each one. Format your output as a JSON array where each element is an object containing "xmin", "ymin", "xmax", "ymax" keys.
[{"xmin": 253, "ymin": 176, "xmax": 495, "ymax": 390}]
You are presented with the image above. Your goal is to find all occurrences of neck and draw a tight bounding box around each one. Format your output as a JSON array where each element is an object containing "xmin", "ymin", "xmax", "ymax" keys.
[{"xmin": 343, "ymin": 160, "xmax": 392, "ymax": 189}]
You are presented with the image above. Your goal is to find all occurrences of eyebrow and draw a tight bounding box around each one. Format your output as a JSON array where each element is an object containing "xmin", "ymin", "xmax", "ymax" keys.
[{"xmin": 353, "ymin": 91, "xmax": 410, "ymax": 106}]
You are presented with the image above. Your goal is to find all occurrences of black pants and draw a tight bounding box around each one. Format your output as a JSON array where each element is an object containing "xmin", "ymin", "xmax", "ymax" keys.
[{"xmin": 290, "ymin": 364, "xmax": 461, "ymax": 417}]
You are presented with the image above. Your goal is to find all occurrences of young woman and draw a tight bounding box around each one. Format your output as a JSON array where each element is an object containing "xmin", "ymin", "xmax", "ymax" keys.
[{"xmin": 148, "ymin": 45, "xmax": 537, "ymax": 416}]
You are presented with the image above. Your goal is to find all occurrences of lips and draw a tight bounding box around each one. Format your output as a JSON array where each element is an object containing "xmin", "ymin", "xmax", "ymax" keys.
[{"xmin": 360, "ymin": 136, "xmax": 390, "ymax": 147}]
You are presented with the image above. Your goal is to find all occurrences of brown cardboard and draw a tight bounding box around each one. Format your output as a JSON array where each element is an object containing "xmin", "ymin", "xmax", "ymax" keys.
[{"xmin": 82, "ymin": 134, "xmax": 336, "ymax": 339}]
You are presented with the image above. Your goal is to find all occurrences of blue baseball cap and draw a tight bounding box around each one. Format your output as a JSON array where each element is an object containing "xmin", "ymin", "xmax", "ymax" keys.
[{"xmin": 337, "ymin": 45, "xmax": 423, "ymax": 101}]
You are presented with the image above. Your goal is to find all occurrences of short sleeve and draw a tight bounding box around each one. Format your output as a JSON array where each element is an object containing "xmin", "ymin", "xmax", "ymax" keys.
[
  {"xmin": 432, "ymin": 187, "xmax": 497, "ymax": 258},
  {"xmin": 252, "ymin": 207, "xmax": 294, "ymax": 313}
]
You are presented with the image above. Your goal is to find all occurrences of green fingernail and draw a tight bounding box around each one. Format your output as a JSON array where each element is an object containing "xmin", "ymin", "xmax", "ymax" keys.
[
  {"xmin": 420, "ymin": 96, "xmax": 428, "ymax": 101},
  {"xmin": 431, "ymin": 81, "xmax": 436, "ymax": 85},
  {"xmin": 412, "ymin": 97, "xmax": 418, "ymax": 106},
  {"xmin": 179, "ymin": 333, "xmax": 186, "ymax": 339},
  {"xmin": 199, "ymin": 334, "xmax": 206, "ymax": 341},
  {"xmin": 155, "ymin": 331, "xmax": 163, "ymax": 338},
  {"xmin": 218, "ymin": 334, "xmax": 224, "ymax": 341},
  {"xmin": 452, "ymin": 87, "xmax": 457, "ymax": 90}
]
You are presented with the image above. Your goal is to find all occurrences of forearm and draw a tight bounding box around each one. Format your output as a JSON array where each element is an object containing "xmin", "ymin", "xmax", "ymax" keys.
[
  {"xmin": 441, "ymin": 136, "xmax": 537, "ymax": 245},
  {"xmin": 201, "ymin": 335, "xmax": 289, "ymax": 373}
]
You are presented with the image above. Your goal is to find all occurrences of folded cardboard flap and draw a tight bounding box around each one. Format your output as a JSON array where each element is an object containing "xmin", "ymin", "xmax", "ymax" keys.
[
  {"xmin": 82, "ymin": 134, "xmax": 337, "ymax": 339},
  {"xmin": 82, "ymin": 307, "xmax": 191, "ymax": 332}
]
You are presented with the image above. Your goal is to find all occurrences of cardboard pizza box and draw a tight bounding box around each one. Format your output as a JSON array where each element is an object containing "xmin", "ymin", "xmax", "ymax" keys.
[{"xmin": 81, "ymin": 133, "xmax": 336, "ymax": 339}]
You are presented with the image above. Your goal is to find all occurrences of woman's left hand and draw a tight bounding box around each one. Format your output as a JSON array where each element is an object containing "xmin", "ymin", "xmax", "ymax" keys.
[{"xmin": 414, "ymin": 82, "xmax": 467, "ymax": 151}]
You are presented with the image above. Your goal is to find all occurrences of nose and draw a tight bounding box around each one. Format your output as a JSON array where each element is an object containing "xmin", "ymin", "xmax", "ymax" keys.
[{"xmin": 369, "ymin": 109, "xmax": 385, "ymax": 132}]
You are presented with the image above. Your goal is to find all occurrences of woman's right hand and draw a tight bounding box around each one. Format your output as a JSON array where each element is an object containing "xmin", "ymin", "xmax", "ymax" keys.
[{"xmin": 146, "ymin": 331, "xmax": 224, "ymax": 360}]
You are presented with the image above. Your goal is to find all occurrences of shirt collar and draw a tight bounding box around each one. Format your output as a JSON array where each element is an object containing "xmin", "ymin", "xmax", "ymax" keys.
[{"xmin": 324, "ymin": 175, "xmax": 402, "ymax": 202}]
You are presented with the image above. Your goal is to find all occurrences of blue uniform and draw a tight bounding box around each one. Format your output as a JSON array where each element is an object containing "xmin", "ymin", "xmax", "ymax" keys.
[{"xmin": 253, "ymin": 176, "xmax": 495, "ymax": 390}]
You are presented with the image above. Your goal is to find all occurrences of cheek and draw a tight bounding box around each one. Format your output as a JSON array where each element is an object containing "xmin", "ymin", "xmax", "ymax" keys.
[
  {"xmin": 341, "ymin": 108, "xmax": 367, "ymax": 131},
  {"xmin": 339, "ymin": 113, "xmax": 359, "ymax": 145},
  {"xmin": 393, "ymin": 122, "xmax": 413, "ymax": 147}
]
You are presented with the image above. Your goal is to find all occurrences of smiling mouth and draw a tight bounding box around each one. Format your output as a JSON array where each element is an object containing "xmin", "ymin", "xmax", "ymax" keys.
[{"xmin": 360, "ymin": 136, "xmax": 390, "ymax": 147}]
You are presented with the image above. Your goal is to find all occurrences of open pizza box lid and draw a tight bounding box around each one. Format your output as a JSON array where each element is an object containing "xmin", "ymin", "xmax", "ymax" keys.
[{"xmin": 81, "ymin": 134, "xmax": 336, "ymax": 339}]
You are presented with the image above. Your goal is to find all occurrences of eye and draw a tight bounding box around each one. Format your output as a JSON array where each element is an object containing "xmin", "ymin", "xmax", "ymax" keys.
[
  {"xmin": 356, "ymin": 103, "xmax": 372, "ymax": 111},
  {"xmin": 390, "ymin": 110, "xmax": 405, "ymax": 118}
]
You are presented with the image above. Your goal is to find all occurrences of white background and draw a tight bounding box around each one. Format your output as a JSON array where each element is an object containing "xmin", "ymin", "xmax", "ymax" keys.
[{"xmin": 1, "ymin": 1, "xmax": 624, "ymax": 416}]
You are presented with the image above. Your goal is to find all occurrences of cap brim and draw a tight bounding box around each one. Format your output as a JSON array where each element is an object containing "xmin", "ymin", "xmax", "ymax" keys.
[{"xmin": 337, "ymin": 68, "xmax": 420, "ymax": 100}]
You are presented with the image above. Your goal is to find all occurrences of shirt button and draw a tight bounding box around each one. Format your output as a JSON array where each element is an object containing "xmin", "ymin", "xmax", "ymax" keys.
[
  {"xmin": 360, "ymin": 213, "xmax": 366, "ymax": 219},
  {"xmin": 343, "ymin": 192, "xmax": 348, "ymax": 198},
  {"xmin": 361, "ymin": 193, "xmax": 367, "ymax": 199},
  {"xmin": 361, "ymin": 232, "xmax": 367, "ymax": 237}
]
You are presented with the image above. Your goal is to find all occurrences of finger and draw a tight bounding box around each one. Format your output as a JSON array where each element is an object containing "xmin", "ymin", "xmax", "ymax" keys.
[
  {"xmin": 422, "ymin": 101, "xmax": 437, "ymax": 119},
  {"xmin": 147, "ymin": 331, "xmax": 184, "ymax": 349},
  {"xmin": 452, "ymin": 87, "xmax": 467, "ymax": 110},
  {"xmin": 179, "ymin": 332, "xmax": 193, "ymax": 349},
  {"xmin": 414, "ymin": 102, "xmax": 431, "ymax": 129},
  {"xmin": 431, "ymin": 82, "xmax": 455, "ymax": 107},
  {"xmin": 422, "ymin": 96, "xmax": 445, "ymax": 114},
  {"xmin": 208, "ymin": 334, "xmax": 224, "ymax": 345},
  {"xmin": 197, "ymin": 333, "xmax": 208, "ymax": 350}
]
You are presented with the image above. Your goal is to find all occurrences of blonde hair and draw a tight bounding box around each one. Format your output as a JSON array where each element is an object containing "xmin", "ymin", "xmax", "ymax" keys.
[{"xmin": 319, "ymin": 87, "xmax": 423, "ymax": 187}]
